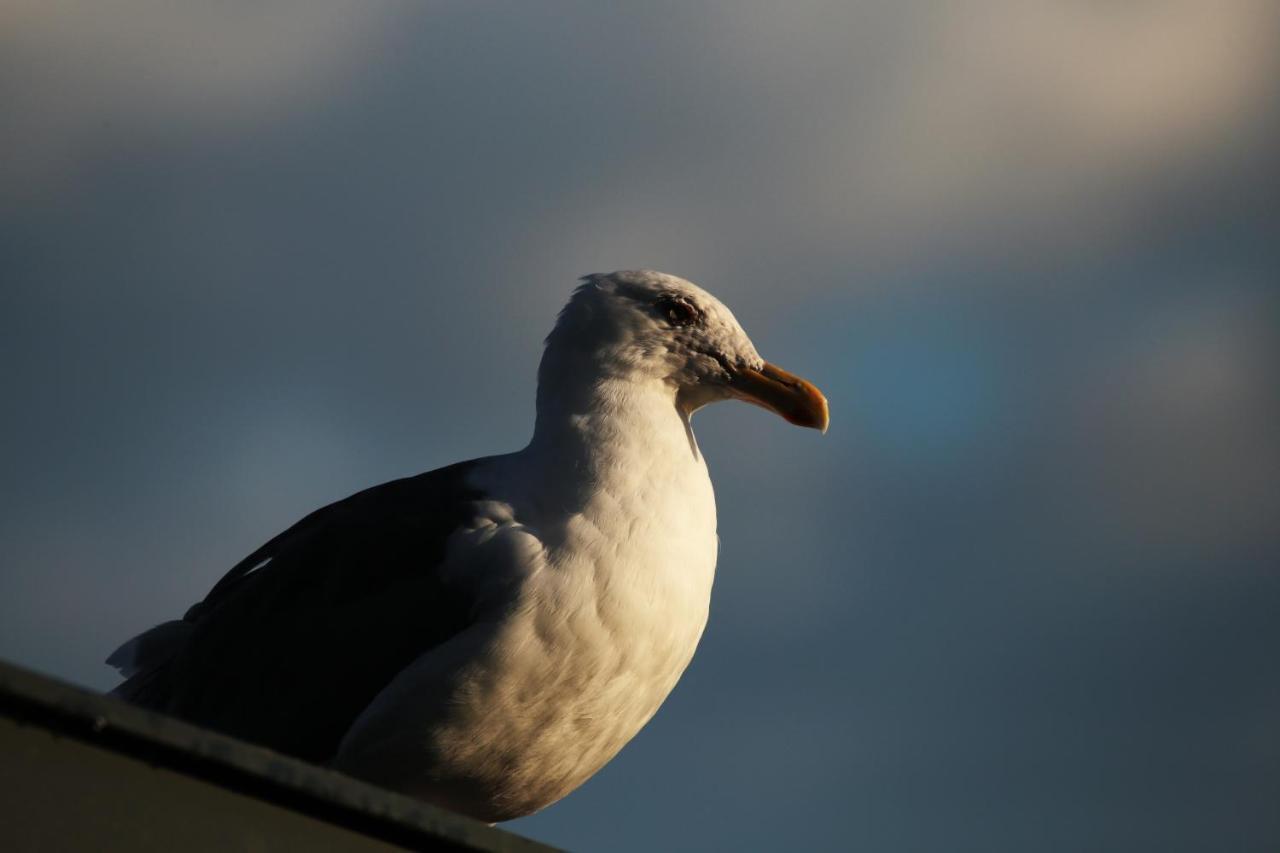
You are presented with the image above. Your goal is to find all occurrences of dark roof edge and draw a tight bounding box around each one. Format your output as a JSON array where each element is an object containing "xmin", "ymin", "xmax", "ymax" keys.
[{"xmin": 0, "ymin": 658, "xmax": 558, "ymax": 853}]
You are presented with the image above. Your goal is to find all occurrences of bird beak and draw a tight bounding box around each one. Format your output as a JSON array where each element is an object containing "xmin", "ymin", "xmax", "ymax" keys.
[{"xmin": 728, "ymin": 361, "xmax": 830, "ymax": 433}]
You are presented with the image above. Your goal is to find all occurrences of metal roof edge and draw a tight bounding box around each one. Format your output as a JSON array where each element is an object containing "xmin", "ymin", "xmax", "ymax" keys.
[{"xmin": 0, "ymin": 658, "xmax": 559, "ymax": 852}]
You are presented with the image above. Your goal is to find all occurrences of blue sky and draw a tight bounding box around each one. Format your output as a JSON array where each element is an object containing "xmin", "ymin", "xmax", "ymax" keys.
[{"xmin": 3, "ymin": 3, "xmax": 1278, "ymax": 849}]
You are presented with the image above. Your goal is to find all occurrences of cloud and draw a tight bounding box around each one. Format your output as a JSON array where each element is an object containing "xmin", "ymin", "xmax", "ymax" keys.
[
  {"xmin": 1, "ymin": 1, "xmax": 406, "ymax": 195},
  {"xmin": 1062, "ymin": 276, "xmax": 1280, "ymax": 555},
  {"xmin": 6, "ymin": 1, "xmax": 1277, "ymax": 275},
  {"xmin": 485, "ymin": 0, "xmax": 1280, "ymax": 305}
]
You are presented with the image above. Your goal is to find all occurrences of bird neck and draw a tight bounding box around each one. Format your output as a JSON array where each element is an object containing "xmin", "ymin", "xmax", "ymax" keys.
[
  {"xmin": 528, "ymin": 374, "xmax": 699, "ymax": 477},
  {"xmin": 506, "ymin": 372, "xmax": 713, "ymax": 559}
]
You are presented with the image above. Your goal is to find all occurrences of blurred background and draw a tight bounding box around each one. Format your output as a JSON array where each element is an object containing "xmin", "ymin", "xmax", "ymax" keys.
[{"xmin": 2, "ymin": 2, "xmax": 1277, "ymax": 850}]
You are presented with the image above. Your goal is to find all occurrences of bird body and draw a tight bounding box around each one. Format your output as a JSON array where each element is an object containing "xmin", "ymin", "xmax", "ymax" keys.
[
  {"xmin": 334, "ymin": 378, "xmax": 719, "ymax": 819},
  {"xmin": 109, "ymin": 270, "xmax": 826, "ymax": 822}
]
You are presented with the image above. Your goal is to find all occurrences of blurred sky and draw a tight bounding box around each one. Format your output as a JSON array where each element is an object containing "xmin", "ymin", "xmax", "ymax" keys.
[{"xmin": 2, "ymin": 2, "xmax": 1278, "ymax": 850}]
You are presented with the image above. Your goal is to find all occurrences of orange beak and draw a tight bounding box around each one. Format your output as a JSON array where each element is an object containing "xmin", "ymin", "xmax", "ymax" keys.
[{"xmin": 728, "ymin": 361, "xmax": 830, "ymax": 433}]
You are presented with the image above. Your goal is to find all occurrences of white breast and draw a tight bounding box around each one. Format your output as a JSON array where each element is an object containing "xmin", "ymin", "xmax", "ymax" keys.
[{"xmin": 333, "ymin": 389, "xmax": 718, "ymax": 822}]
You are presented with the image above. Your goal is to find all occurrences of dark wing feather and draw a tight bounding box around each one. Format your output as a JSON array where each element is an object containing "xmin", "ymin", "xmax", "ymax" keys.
[{"xmin": 110, "ymin": 459, "xmax": 487, "ymax": 764}]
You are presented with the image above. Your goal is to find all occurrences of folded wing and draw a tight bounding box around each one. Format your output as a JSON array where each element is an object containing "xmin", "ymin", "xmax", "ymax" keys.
[{"xmin": 108, "ymin": 459, "xmax": 494, "ymax": 763}]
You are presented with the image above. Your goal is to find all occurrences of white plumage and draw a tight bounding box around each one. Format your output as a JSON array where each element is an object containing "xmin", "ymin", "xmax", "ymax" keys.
[{"xmin": 109, "ymin": 270, "xmax": 827, "ymax": 821}]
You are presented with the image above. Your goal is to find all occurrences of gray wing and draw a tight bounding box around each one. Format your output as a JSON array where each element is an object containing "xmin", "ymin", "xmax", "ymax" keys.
[{"xmin": 108, "ymin": 459, "xmax": 491, "ymax": 764}]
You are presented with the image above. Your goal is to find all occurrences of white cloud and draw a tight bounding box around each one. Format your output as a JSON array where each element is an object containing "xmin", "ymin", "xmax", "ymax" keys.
[
  {"xmin": 500, "ymin": 1, "xmax": 1280, "ymax": 305},
  {"xmin": 1, "ymin": 1, "xmax": 407, "ymax": 194},
  {"xmin": 892, "ymin": 1, "xmax": 1275, "ymax": 188},
  {"xmin": 6, "ymin": 1, "xmax": 1276, "ymax": 257}
]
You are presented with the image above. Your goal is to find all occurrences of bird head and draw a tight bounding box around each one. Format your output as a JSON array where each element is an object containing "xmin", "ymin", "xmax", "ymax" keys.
[{"xmin": 541, "ymin": 270, "xmax": 828, "ymax": 432}]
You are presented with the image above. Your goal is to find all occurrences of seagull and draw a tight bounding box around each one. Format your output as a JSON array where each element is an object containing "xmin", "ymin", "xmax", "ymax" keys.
[{"xmin": 108, "ymin": 270, "xmax": 828, "ymax": 822}]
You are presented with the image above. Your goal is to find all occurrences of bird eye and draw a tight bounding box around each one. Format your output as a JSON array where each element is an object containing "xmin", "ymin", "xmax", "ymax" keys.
[{"xmin": 656, "ymin": 295, "xmax": 700, "ymax": 327}]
